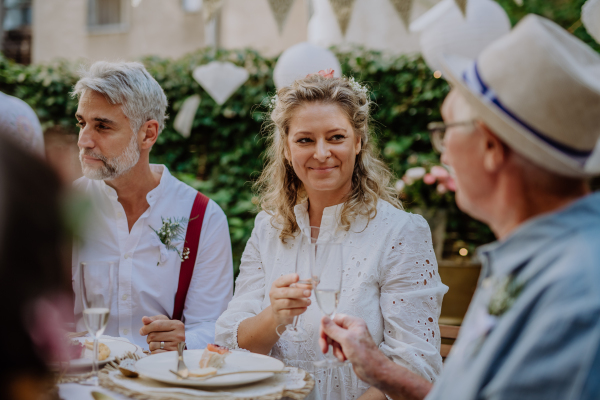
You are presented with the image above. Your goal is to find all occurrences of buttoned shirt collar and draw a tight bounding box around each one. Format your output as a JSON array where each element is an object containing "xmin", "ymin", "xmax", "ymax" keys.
[
  {"xmin": 477, "ymin": 192, "xmax": 600, "ymax": 279},
  {"xmin": 293, "ymin": 201, "xmax": 344, "ymax": 234},
  {"xmin": 99, "ymin": 164, "xmax": 170, "ymax": 208}
]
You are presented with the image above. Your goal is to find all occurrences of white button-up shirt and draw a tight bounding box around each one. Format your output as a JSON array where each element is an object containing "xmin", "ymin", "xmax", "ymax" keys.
[{"xmin": 72, "ymin": 164, "xmax": 233, "ymax": 350}]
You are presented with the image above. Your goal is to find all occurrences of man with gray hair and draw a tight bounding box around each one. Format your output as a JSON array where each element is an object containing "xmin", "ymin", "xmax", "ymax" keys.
[
  {"xmin": 319, "ymin": 15, "xmax": 600, "ymax": 400},
  {"xmin": 71, "ymin": 61, "xmax": 233, "ymax": 352}
]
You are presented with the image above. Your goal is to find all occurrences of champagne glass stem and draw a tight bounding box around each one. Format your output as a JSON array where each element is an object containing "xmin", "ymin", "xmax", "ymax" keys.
[
  {"xmin": 290, "ymin": 315, "xmax": 300, "ymax": 330},
  {"xmin": 92, "ymin": 337, "xmax": 99, "ymax": 384}
]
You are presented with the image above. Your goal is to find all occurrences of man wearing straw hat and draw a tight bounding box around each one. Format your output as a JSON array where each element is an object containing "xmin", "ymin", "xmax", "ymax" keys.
[{"xmin": 319, "ymin": 14, "xmax": 600, "ymax": 400}]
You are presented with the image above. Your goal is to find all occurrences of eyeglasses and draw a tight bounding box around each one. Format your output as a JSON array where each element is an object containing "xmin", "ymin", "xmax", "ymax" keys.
[{"xmin": 427, "ymin": 120, "xmax": 475, "ymax": 153}]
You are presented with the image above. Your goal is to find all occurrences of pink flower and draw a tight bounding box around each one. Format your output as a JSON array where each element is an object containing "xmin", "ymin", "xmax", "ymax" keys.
[
  {"xmin": 423, "ymin": 173, "xmax": 436, "ymax": 185},
  {"xmin": 446, "ymin": 176, "xmax": 457, "ymax": 192},
  {"xmin": 317, "ymin": 69, "xmax": 335, "ymax": 78},
  {"xmin": 437, "ymin": 183, "xmax": 448, "ymax": 194},
  {"xmin": 430, "ymin": 166, "xmax": 449, "ymax": 179}
]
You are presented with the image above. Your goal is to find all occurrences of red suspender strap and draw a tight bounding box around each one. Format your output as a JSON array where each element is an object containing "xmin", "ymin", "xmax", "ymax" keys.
[{"xmin": 172, "ymin": 192, "xmax": 210, "ymax": 321}]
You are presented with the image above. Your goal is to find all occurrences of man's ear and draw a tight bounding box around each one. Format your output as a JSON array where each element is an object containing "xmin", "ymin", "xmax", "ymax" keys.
[
  {"xmin": 140, "ymin": 120, "xmax": 159, "ymax": 150},
  {"xmin": 479, "ymin": 122, "xmax": 508, "ymax": 173}
]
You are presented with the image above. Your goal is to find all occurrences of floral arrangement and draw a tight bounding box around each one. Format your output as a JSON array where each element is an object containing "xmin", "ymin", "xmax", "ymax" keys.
[
  {"xmin": 396, "ymin": 165, "xmax": 456, "ymax": 210},
  {"xmin": 150, "ymin": 217, "xmax": 192, "ymax": 265}
]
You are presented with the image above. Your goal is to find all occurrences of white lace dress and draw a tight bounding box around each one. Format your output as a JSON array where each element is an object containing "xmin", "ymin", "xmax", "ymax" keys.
[{"xmin": 215, "ymin": 200, "xmax": 448, "ymax": 400}]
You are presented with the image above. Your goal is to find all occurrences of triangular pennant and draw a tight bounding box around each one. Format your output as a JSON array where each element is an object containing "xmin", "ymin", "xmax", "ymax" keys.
[
  {"xmin": 268, "ymin": 0, "xmax": 295, "ymax": 34},
  {"xmin": 513, "ymin": 0, "xmax": 523, "ymax": 5},
  {"xmin": 203, "ymin": 0, "xmax": 224, "ymax": 23},
  {"xmin": 329, "ymin": 0, "xmax": 356, "ymax": 36},
  {"xmin": 174, "ymin": 95, "xmax": 201, "ymax": 138},
  {"xmin": 454, "ymin": 0, "xmax": 467, "ymax": 17},
  {"xmin": 389, "ymin": 0, "xmax": 414, "ymax": 30},
  {"xmin": 192, "ymin": 61, "xmax": 249, "ymax": 105}
]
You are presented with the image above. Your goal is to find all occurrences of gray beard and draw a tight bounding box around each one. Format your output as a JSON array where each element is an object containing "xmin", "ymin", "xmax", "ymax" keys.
[{"xmin": 79, "ymin": 133, "xmax": 141, "ymax": 180}]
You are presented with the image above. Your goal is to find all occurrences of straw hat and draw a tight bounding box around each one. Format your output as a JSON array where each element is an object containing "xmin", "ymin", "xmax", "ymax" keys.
[{"xmin": 441, "ymin": 14, "xmax": 600, "ymax": 177}]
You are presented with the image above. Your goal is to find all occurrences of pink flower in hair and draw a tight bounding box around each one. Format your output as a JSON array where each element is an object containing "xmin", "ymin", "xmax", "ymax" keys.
[{"xmin": 317, "ymin": 69, "xmax": 335, "ymax": 78}]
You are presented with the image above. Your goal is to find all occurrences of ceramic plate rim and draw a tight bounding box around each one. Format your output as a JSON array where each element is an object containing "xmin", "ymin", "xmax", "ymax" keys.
[
  {"xmin": 55, "ymin": 337, "xmax": 139, "ymax": 369},
  {"xmin": 135, "ymin": 349, "xmax": 285, "ymax": 388}
]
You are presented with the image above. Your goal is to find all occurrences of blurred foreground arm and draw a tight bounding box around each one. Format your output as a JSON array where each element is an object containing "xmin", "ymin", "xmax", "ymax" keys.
[{"xmin": 320, "ymin": 314, "xmax": 433, "ymax": 400}]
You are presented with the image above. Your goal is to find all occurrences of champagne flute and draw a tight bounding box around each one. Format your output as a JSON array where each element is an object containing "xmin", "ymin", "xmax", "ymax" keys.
[
  {"xmin": 277, "ymin": 232, "xmax": 312, "ymax": 342},
  {"xmin": 79, "ymin": 261, "xmax": 116, "ymax": 386},
  {"xmin": 308, "ymin": 230, "xmax": 345, "ymax": 368}
]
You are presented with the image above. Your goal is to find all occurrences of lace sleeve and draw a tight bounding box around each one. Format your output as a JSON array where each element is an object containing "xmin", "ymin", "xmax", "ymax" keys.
[
  {"xmin": 378, "ymin": 213, "xmax": 448, "ymax": 382},
  {"xmin": 214, "ymin": 213, "xmax": 267, "ymax": 350}
]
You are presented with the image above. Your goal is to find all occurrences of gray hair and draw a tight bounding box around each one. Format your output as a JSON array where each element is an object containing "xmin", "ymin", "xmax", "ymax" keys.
[{"xmin": 71, "ymin": 61, "xmax": 168, "ymax": 135}]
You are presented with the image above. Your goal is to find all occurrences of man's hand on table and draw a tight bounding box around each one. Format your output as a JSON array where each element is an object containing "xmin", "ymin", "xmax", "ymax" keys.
[
  {"xmin": 139, "ymin": 315, "xmax": 185, "ymax": 353},
  {"xmin": 319, "ymin": 314, "xmax": 432, "ymax": 400}
]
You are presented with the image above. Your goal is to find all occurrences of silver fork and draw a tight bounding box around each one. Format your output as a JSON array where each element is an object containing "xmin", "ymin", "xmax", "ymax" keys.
[{"xmin": 176, "ymin": 342, "xmax": 189, "ymax": 378}]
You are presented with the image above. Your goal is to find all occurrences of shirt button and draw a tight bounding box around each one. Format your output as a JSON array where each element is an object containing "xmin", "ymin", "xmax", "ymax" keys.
[
  {"xmin": 117, "ymin": 212, "xmax": 123, "ymax": 218},
  {"xmin": 122, "ymin": 294, "xmax": 128, "ymax": 301},
  {"xmin": 124, "ymin": 254, "xmax": 130, "ymax": 259},
  {"xmin": 123, "ymin": 329, "xmax": 129, "ymax": 335}
]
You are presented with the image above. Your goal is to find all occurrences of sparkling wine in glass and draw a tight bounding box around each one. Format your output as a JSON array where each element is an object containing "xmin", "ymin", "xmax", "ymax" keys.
[
  {"xmin": 308, "ymin": 232, "xmax": 346, "ymax": 368},
  {"xmin": 79, "ymin": 261, "xmax": 116, "ymax": 386},
  {"xmin": 277, "ymin": 233, "xmax": 312, "ymax": 342}
]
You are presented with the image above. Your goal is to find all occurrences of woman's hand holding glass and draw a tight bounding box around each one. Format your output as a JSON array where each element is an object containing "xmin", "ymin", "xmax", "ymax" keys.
[{"xmin": 269, "ymin": 273, "xmax": 312, "ymax": 329}]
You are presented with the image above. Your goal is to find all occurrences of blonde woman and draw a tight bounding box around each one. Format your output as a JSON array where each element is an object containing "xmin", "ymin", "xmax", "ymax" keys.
[{"xmin": 215, "ymin": 71, "xmax": 448, "ymax": 400}]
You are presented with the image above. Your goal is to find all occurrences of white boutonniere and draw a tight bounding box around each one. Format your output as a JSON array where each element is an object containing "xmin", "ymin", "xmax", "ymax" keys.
[{"xmin": 150, "ymin": 216, "xmax": 194, "ymax": 265}]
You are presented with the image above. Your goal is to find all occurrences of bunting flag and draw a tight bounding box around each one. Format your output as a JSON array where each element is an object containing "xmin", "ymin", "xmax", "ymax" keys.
[
  {"xmin": 389, "ymin": 0, "xmax": 415, "ymax": 30},
  {"xmin": 329, "ymin": 0, "xmax": 356, "ymax": 36},
  {"xmin": 268, "ymin": 0, "xmax": 296, "ymax": 34},
  {"xmin": 203, "ymin": 0, "xmax": 224, "ymax": 22},
  {"xmin": 174, "ymin": 95, "xmax": 201, "ymax": 138},
  {"xmin": 454, "ymin": 0, "xmax": 467, "ymax": 16},
  {"xmin": 514, "ymin": 0, "xmax": 523, "ymax": 5},
  {"xmin": 192, "ymin": 61, "xmax": 249, "ymax": 105}
]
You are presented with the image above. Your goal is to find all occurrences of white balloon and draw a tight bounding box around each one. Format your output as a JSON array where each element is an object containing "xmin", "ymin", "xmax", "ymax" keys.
[
  {"xmin": 582, "ymin": 0, "xmax": 600, "ymax": 45},
  {"xmin": 273, "ymin": 42, "xmax": 342, "ymax": 89},
  {"xmin": 410, "ymin": 0, "xmax": 511, "ymax": 74}
]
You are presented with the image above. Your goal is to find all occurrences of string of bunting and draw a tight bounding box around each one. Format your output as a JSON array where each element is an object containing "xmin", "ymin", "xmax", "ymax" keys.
[
  {"xmin": 268, "ymin": 0, "xmax": 296, "ymax": 34},
  {"xmin": 203, "ymin": 0, "xmax": 224, "ymax": 22},
  {"xmin": 454, "ymin": 0, "xmax": 467, "ymax": 16},
  {"xmin": 327, "ymin": 0, "xmax": 471, "ymax": 36},
  {"xmin": 389, "ymin": 0, "xmax": 415, "ymax": 30},
  {"xmin": 329, "ymin": 0, "xmax": 356, "ymax": 36}
]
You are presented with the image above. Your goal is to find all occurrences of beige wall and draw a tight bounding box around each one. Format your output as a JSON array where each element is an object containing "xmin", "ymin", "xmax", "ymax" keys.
[
  {"xmin": 31, "ymin": 0, "xmax": 440, "ymax": 64},
  {"xmin": 32, "ymin": 0, "xmax": 205, "ymax": 63}
]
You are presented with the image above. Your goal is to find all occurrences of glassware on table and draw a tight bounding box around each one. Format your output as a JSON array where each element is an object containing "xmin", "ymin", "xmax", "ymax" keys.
[
  {"xmin": 277, "ymin": 232, "xmax": 312, "ymax": 342},
  {"xmin": 79, "ymin": 261, "xmax": 116, "ymax": 386},
  {"xmin": 308, "ymin": 228, "xmax": 346, "ymax": 368}
]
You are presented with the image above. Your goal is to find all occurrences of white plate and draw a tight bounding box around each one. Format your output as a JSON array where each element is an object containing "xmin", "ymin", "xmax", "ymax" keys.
[
  {"xmin": 66, "ymin": 337, "xmax": 139, "ymax": 369},
  {"xmin": 136, "ymin": 349, "xmax": 284, "ymax": 388}
]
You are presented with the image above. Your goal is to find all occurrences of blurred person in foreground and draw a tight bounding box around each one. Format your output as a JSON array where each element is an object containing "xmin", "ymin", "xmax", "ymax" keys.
[
  {"xmin": 0, "ymin": 91, "xmax": 45, "ymax": 158},
  {"xmin": 319, "ymin": 14, "xmax": 600, "ymax": 400},
  {"xmin": 71, "ymin": 61, "xmax": 233, "ymax": 352},
  {"xmin": 0, "ymin": 135, "xmax": 71, "ymax": 400}
]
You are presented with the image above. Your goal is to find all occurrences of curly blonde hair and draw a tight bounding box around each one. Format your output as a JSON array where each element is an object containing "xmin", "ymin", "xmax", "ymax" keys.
[{"xmin": 255, "ymin": 74, "xmax": 402, "ymax": 242}]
